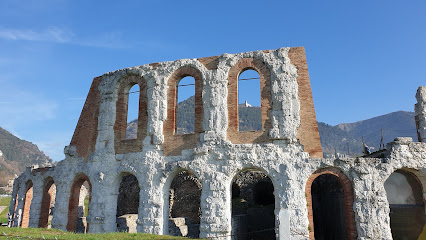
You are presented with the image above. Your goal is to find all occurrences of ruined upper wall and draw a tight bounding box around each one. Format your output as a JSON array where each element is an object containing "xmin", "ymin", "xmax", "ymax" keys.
[
  {"xmin": 69, "ymin": 47, "xmax": 322, "ymax": 158},
  {"xmin": 415, "ymin": 86, "xmax": 426, "ymax": 142}
]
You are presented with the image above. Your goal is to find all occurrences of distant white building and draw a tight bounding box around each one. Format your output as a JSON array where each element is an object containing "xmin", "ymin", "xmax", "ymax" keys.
[{"xmin": 238, "ymin": 100, "xmax": 251, "ymax": 107}]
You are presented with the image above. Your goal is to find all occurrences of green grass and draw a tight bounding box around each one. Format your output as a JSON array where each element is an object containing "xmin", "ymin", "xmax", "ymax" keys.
[
  {"xmin": 0, "ymin": 196, "xmax": 11, "ymax": 223},
  {"xmin": 0, "ymin": 226, "xmax": 201, "ymax": 239}
]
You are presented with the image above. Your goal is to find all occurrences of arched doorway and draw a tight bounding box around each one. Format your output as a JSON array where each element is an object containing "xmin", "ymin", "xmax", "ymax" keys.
[
  {"xmin": 168, "ymin": 170, "xmax": 201, "ymax": 238},
  {"xmin": 231, "ymin": 169, "xmax": 275, "ymax": 240},
  {"xmin": 66, "ymin": 174, "xmax": 92, "ymax": 233},
  {"xmin": 116, "ymin": 174, "xmax": 140, "ymax": 232},
  {"xmin": 384, "ymin": 170, "xmax": 425, "ymax": 239},
  {"xmin": 21, "ymin": 181, "xmax": 33, "ymax": 228},
  {"xmin": 306, "ymin": 168, "xmax": 357, "ymax": 240},
  {"xmin": 38, "ymin": 177, "xmax": 56, "ymax": 228}
]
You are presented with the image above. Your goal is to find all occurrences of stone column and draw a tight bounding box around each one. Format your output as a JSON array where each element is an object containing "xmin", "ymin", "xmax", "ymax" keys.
[
  {"xmin": 13, "ymin": 181, "xmax": 26, "ymax": 227},
  {"xmin": 415, "ymin": 86, "xmax": 426, "ymax": 142},
  {"xmin": 199, "ymin": 172, "xmax": 230, "ymax": 239},
  {"xmin": 50, "ymin": 182, "xmax": 70, "ymax": 231},
  {"xmin": 28, "ymin": 177, "xmax": 43, "ymax": 227},
  {"xmin": 7, "ymin": 182, "xmax": 19, "ymax": 227},
  {"xmin": 352, "ymin": 170, "xmax": 392, "ymax": 239}
]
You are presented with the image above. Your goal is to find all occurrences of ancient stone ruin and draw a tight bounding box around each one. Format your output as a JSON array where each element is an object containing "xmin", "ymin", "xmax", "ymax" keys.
[{"xmin": 7, "ymin": 47, "xmax": 426, "ymax": 239}]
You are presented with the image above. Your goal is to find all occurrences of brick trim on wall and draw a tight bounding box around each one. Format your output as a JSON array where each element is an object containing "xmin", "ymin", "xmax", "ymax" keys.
[
  {"xmin": 114, "ymin": 75, "xmax": 148, "ymax": 154},
  {"xmin": 305, "ymin": 167, "xmax": 357, "ymax": 240},
  {"xmin": 70, "ymin": 77, "xmax": 101, "ymax": 159},
  {"xmin": 163, "ymin": 66, "xmax": 204, "ymax": 156},
  {"xmin": 288, "ymin": 47, "xmax": 323, "ymax": 158},
  {"xmin": 66, "ymin": 174, "xmax": 92, "ymax": 232},
  {"xmin": 227, "ymin": 58, "xmax": 272, "ymax": 144},
  {"xmin": 21, "ymin": 181, "xmax": 33, "ymax": 228},
  {"xmin": 38, "ymin": 177, "xmax": 55, "ymax": 228}
]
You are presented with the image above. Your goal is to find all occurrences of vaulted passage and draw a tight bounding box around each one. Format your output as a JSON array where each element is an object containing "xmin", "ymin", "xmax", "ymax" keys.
[
  {"xmin": 38, "ymin": 177, "xmax": 56, "ymax": 228},
  {"xmin": 21, "ymin": 181, "xmax": 33, "ymax": 228},
  {"xmin": 67, "ymin": 174, "xmax": 91, "ymax": 233},
  {"xmin": 311, "ymin": 174, "xmax": 347, "ymax": 240},
  {"xmin": 116, "ymin": 174, "xmax": 140, "ymax": 232},
  {"xmin": 168, "ymin": 170, "xmax": 201, "ymax": 238},
  {"xmin": 384, "ymin": 170, "xmax": 425, "ymax": 240},
  {"xmin": 231, "ymin": 170, "xmax": 275, "ymax": 240}
]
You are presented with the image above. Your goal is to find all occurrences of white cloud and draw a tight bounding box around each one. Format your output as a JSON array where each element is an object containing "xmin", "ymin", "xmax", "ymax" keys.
[
  {"xmin": 0, "ymin": 27, "xmax": 72, "ymax": 43},
  {"xmin": 0, "ymin": 26, "xmax": 129, "ymax": 48}
]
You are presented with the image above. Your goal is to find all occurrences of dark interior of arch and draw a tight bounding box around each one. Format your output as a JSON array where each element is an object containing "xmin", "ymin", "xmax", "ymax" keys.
[
  {"xmin": 169, "ymin": 170, "xmax": 201, "ymax": 238},
  {"xmin": 116, "ymin": 174, "xmax": 140, "ymax": 232},
  {"xmin": 385, "ymin": 170, "xmax": 425, "ymax": 240},
  {"xmin": 311, "ymin": 174, "xmax": 348, "ymax": 240},
  {"xmin": 117, "ymin": 174, "xmax": 140, "ymax": 216},
  {"xmin": 231, "ymin": 170, "xmax": 275, "ymax": 240}
]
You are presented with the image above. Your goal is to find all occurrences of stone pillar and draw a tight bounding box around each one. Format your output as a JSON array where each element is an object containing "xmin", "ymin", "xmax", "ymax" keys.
[
  {"xmin": 51, "ymin": 183, "xmax": 70, "ymax": 231},
  {"xmin": 7, "ymin": 182, "xmax": 19, "ymax": 227},
  {"xmin": 415, "ymin": 86, "xmax": 426, "ymax": 142},
  {"xmin": 137, "ymin": 170, "xmax": 163, "ymax": 234},
  {"xmin": 352, "ymin": 171, "xmax": 392, "ymax": 239},
  {"xmin": 87, "ymin": 174, "xmax": 117, "ymax": 233},
  {"xmin": 13, "ymin": 182, "xmax": 26, "ymax": 227},
  {"xmin": 28, "ymin": 178, "xmax": 43, "ymax": 227},
  {"xmin": 199, "ymin": 172, "xmax": 230, "ymax": 239}
]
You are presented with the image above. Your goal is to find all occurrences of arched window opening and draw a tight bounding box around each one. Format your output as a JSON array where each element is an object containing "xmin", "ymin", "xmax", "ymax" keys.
[
  {"xmin": 38, "ymin": 178, "xmax": 56, "ymax": 228},
  {"xmin": 231, "ymin": 170, "xmax": 275, "ymax": 240},
  {"xmin": 238, "ymin": 69, "xmax": 261, "ymax": 132},
  {"xmin": 67, "ymin": 175, "xmax": 91, "ymax": 233},
  {"xmin": 126, "ymin": 84, "xmax": 140, "ymax": 140},
  {"xmin": 384, "ymin": 170, "xmax": 425, "ymax": 239},
  {"xmin": 311, "ymin": 174, "xmax": 347, "ymax": 240},
  {"xmin": 21, "ymin": 181, "xmax": 33, "ymax": 228},
  {"xmin": 116, "ymin": 174, "xmax": 140, "ymax": 233},
  {"xmin": 168, "ymin": 170, "xmax": 201, "ymax": 238},
  {"xmin": 176, "ymin": 76, "xmax": 195, "ymax": 135}
]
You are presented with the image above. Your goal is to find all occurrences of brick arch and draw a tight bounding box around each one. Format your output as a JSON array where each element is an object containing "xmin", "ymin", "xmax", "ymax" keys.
[
  {"xmin": 163, "ymin": 66, "xmax": 204, "ymax": 156},
  {"xmin": 66, "ymin": 173, "xmax": 92, "ymax": 232},
  {"xmin": 38, "ymin": 176, "xmax": 55, "ymax": 228},
  {"xmin": 227, "ymin": 58, "xmax": 272, "ymax": 144},
  {"xmin": 21, "ymin": 180, "xmax": 33, "ymax": 228},
  {"xmin": 114, "ymin": 74, "xmax": 148, "ymax": 154},
  {"xmin": 305, "ymin": 167, "xmax": 357, "ymax": 240}
]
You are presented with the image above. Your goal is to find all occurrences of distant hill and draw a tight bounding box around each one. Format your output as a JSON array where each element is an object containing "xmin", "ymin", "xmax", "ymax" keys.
[
  {"xmin": 126, "ymin": 97, "xmax": 417, "ymax": 158},
  {"xmin": 0, "ymin": 127, "xmax": 52, "ymax": 186}
]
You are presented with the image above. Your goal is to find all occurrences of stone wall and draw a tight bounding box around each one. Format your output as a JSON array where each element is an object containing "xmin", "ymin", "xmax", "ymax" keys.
[{"xmin": 7, "ymin": 48, "xmax": 426, "ymax": 240}]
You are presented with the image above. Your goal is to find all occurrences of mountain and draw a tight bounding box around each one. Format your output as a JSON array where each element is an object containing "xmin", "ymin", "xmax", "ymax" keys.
[
  {"xmin": 0, "ymin": 127, "xmax": 53, "ymax": 186},
  {"xmin": 126, "ymin": 97, "xmax": 417, "ymax": 158}
]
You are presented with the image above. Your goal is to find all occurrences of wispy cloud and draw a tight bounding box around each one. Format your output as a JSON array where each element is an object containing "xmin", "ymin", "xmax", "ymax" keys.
[
  {"xmin": 0, "ymin": 27, "xmax": 72, "ymax": 43},
  {"xmin": 0, "ymin": 26, "xmax": 128, "ymax": 48}
]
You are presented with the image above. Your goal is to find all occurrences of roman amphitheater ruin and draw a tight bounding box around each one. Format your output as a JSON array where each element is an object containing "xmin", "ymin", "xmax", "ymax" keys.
[{"xmin": 7, "ymin": 47, "xmax": 426, "ymax": 239}]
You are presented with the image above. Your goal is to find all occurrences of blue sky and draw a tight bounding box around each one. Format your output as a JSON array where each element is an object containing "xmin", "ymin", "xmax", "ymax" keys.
[{"xmin": 0, "ymin": 0, "xmax": 425, "ymax": 161}]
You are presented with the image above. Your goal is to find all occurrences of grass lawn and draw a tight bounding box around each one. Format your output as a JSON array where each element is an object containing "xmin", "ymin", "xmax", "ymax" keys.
[
  {"xmin": 0, "ymin": 196, "xmax": 11, "ymax": 224},
  {"xmin": 0, "ymin": 226, "xmax": 202, "ymax": 239}
]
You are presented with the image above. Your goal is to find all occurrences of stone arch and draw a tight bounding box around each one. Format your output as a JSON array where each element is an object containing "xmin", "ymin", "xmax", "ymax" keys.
[
  {"xmin": 227, "ymin": 58, "xmax": 272, "ymax": 144},
  {"xmin": 384, "ymin": 168, "xmax": 426, "ymax": 239},
  {"xmin": 230, "ymin": 167, "xmax": 276, "ymax": 240},
  {"xmin": 21, "ymin": 180, "xmax": 33, "ymax": 228},
  {"xmin": 163, "ymin": 66, "xmax": 204, "ymax": 156},
  {"xmin": 38, "ymin": 176, "xmax": 56, "ymax": 228},
  {"xmin": 66, "ymin": 173, "xmax": 92, "ymax": 233},
  {"xmin": 114, "ymin": 74, "xmax": 148, "ymax": 154},
  {"xmin": 115, "ymin": 172, "xmax": 140, "ymax": 233},
  {"xmin": 305, "ymin": 167, "xmax": 357, "ymax": 240},
  {"xmin": 163, "ymin": 168, "xmax": 202, "ymax": 238}
]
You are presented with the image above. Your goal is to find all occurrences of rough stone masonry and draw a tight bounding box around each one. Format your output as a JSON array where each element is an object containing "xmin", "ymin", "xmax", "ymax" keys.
[{"xmin": 7, "ymin": 47, "xmax": 426, "ymax": 240}]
